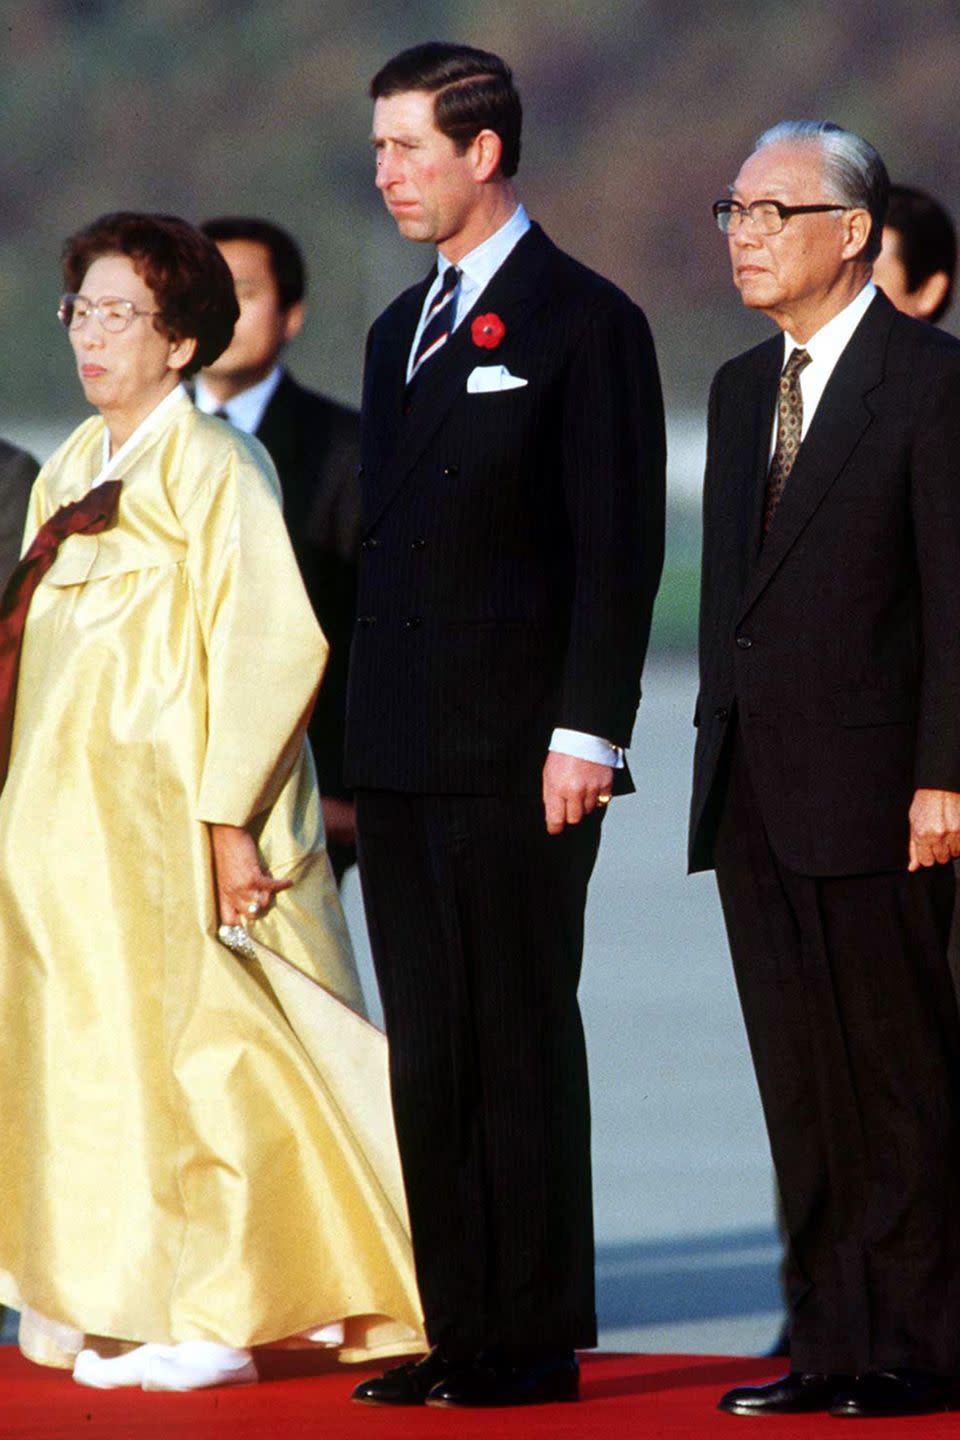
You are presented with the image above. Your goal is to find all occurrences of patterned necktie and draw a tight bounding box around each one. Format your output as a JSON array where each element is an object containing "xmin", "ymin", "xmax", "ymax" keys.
[
  {"xmin": 0, "ymin": 478, "xmax": 123, "ymax": 790},
  {"xmin": 763, "ymin": 347, "xmax": 812, "ymax": 535},
  {"xmin": 408, "ymin": 264, "xmax": 461, "ymax": 386}
]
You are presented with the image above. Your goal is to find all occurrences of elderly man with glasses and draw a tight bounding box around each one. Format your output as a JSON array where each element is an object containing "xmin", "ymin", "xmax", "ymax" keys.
[{"xmin": 690, "ymin": 121, "xmax": 960, "ymax": 1419}]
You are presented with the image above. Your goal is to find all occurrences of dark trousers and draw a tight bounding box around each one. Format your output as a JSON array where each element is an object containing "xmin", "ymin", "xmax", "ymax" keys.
[
  {"xmin": 355, "ymin": 790, "xmax": 602, "ymax": 1356},
  {"xmin": 714, "ymin": 731, "xmax": 960, "ymax": 1376}
]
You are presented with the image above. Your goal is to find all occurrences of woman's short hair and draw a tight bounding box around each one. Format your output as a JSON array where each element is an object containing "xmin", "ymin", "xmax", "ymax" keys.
[
  {"xmin": 370, "ymin": 42, "xmax": 522, "ymax": 178},
  {"xmin": 755, "ymin": 120, "xmax": 889, "ymax": 263},
  {"xmin": 62, "ymin": 212, "xmax": 239, "ymax": 376}
]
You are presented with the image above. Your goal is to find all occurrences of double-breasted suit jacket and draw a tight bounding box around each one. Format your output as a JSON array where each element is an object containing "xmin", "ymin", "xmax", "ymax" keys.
[
  {"xmin": 690, "ymin": 290, "xmax": 960, "ymax": 877},
  {"xmin": 255, "ymin": 374, "xmax": 359, "ymax": 806},
  {"xmin": 344, "ymin": 223, "xmax": 666, "ymax": 794}
]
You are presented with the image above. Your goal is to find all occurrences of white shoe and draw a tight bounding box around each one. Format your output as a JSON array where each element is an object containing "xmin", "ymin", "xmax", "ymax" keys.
[
  {"xmin": 73, "ymin": 1344, "xmax": 169, "ymax": 1389},
  {"xmin": 141, "ymin": 1340, "xmax": 257, "ymax": 1391}
]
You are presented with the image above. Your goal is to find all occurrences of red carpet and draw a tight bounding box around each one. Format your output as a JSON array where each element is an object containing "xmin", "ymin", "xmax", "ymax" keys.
[{"xmin": 3, "ymin": 1350, "xmax": 960, "ymax": 1438}]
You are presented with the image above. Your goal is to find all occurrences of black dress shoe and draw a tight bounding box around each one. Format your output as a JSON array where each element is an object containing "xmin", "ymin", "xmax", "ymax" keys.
[
  {"xmin": 829, "ymin": 1369, "xmax": 953, "ymax": 1418},
  {"xmin": 426, "ymin": 1349, "xmax": 579, "ymax": 1407},
  {"xmin": 351, "ymin": 1348, "xmax": 458, "ymax": 1405},
  {"xmin": 718, "ymin": 1371, "xmax": 847, "ymax": 1415}
]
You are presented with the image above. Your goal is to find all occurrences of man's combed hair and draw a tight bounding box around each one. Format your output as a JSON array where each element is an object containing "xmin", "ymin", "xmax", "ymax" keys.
[
  {"xmin": 62, "ymin": 211, "xmax": 239, "ymax": 376},
  {"xmin": 886, "ymin": 184, "xmax": 956, "ymax": 323},
  {"xmin": 371, "ymin": 42, "xmax": 522, "ymax": 178},
  {"xmin": 756, "ymin": 120, "xmax": 889, "ymax": 263},
  {"xmin": 201, "ymin": 216, "xmax": 307, "ymax": 310}
]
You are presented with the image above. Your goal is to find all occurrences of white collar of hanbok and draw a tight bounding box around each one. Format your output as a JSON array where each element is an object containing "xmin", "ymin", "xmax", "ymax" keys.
[{"xmin": 95, "ymin": 383, "xmax": 190, "ymax": 486}]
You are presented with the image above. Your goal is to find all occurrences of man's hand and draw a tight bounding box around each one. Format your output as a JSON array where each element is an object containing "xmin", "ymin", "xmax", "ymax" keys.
[
  {"xmin": 907, "ymin": 788, "xmax": 960, "ymax": 871},
  {"xmin": 542, "ymin": 752, "xmax": 614, "ymax": 835}
]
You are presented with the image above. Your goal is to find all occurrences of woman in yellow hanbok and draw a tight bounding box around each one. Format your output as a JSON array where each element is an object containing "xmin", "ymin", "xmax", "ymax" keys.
[{"xmin": 0, "ymin": 212, "xmax": 422, "ymax": 1390}]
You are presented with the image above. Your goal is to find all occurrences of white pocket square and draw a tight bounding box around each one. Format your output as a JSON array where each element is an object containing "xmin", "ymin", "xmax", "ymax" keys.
[{"xmin": 466, "ymin": 364, "xmax": 528, "ymax": 393}]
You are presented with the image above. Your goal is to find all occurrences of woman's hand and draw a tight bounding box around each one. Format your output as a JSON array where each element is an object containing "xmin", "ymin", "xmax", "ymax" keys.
[{"xmin": 209, "ymin": 823, "xmax": 292, "ymax": 926}]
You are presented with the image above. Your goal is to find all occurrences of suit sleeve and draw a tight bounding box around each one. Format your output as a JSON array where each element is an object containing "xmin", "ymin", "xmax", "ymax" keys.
[
  {"xmin": 693, "ymin": 372, "xmax": 722, "ymax": 729},
  {"xmin": 179, "ymin": 437, "xmax": 328, "ymax": 827},
  {"xmin": 911, "ymin": 356, "xmax": 960, "ymax": 790},
  {"xmin": 556, "ymin": 298, "xmax": 666, "ymax": 746}
]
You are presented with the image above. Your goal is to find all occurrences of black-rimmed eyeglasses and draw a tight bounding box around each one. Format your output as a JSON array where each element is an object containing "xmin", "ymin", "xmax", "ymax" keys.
[
  {"xmin": 58, "ymin": 294, "xmax": 161, "ymax": 333},
  {"xmin": 713, "ymin": 199, "xmax": 847, "ymax": 236}
]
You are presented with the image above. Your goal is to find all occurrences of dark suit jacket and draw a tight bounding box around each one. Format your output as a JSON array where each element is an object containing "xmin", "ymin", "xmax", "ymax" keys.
[
  {"xmin": 690, "ymin": 290, "xmax": 960, "ymax": 876},
  {"xmin": 255, "ymin": 373, "xmax": 359, "ymax": 799},
  {"xmin": 0, "ymin": 439, "xmax": 39, "ymax": 594},
  {"xmin": 344, "ymin": 223, "xmax": 666, "ymax": 794}
]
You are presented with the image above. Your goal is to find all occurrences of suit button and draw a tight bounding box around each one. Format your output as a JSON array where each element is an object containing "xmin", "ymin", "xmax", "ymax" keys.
[
  {"xmin": 357, "ymin": 463, "xmax": 365, "ymax": 478},
  {"xmin": 357, "ymin": 615, "xmax": 377, "ymax": 627},
  {"xmin": 714, "ymin": 707, "xmax": 729, "ymax": 722},
  {"xmin": 404, "ymin": 617, "xmax": 422, "ymax": 629},
  {"xmin": 443, "ymin": 465, "xmax": 459, "ymax": 478},
  {"xmin": 735, "ymin": 635, "xmax": 753, "ymax": 650},
  {"xmin": 411, "ymin": 538, "xmax": 427, "ymax": 550},
  {"xmin": 360, "ymin": 537, "xmax": 380, "ymax": 552}
]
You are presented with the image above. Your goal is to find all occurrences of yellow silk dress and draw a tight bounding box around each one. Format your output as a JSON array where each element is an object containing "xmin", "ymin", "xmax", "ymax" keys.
[{"xmin": 0, "ymin": 388, "xmax": 422, "ymax": 1366}]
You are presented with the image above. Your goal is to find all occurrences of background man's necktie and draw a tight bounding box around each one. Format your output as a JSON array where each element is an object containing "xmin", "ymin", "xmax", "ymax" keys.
[
  {"xmin": 763, "ymin": 347, "xmax": 812, "ymax": 534},
  {"xmin": 0, "ymin": 478, "xmax": 123, "ymax": 790},
  {"xmin": 408, "ymin": 264, "xmax": 461, "ymax": 388}
]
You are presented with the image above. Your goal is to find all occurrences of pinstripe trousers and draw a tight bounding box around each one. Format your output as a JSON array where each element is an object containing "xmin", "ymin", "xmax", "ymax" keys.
[{"xmin": 356, "ymin": 789, "xmax": 603, "ymax": 1355}]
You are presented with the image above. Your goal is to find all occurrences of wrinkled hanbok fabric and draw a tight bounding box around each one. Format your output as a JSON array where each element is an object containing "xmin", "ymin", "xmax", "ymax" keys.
[{"xmin": 0, "ymin": 389, "xmax": 422, "ymax": 1365}]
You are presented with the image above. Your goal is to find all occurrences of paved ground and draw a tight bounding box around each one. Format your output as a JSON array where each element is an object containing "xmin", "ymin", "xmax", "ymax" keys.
[{"xmin": 341, "ymin": 655, "xmax": 784, "ymax": 1357}]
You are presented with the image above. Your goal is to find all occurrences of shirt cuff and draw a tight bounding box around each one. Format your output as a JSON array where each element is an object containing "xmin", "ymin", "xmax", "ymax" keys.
[{"xmin": 549, "ymin": 728, "xmax": 624, "ymax": 769}]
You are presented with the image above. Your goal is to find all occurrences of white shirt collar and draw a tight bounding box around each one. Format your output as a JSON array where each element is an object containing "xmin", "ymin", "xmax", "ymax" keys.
[
  {"xmin": 437, "ymin": 202, "xmax": 531, "ymax": 297},
  {"xmin": 783, "ymin": 280, "xmax": 877, "ymax": 370},
  {"xmin": 193, "ymin": 364, "xmax": 284, "ymax": 435}
]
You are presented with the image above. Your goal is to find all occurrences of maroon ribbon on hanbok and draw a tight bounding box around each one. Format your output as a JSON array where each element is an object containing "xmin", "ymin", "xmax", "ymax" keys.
[{"xmin": 0, "ymin": 479, "xmax": 122, "ymax": 790}]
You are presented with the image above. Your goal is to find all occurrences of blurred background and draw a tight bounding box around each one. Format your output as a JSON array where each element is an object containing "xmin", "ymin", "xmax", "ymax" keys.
[
  {"xmin": 4, "ymin": 0, "xmax": 960, "ymax": 649},
  {"xmin": 2, "ymin": 0, "xmax": 958, "ymax": 1354}
]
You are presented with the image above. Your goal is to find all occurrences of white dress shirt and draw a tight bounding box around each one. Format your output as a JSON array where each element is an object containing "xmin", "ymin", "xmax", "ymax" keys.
[
  {"xmin": 771, "ymin": 281, "xmax": 877, "ymax": 459},
  {"xmin": 193, "ymin": 365, "xmax": 284, "ymax": 435},
  {"xmin": 408, "ymin": 204, "xmax": 622, "ymax": 772}
]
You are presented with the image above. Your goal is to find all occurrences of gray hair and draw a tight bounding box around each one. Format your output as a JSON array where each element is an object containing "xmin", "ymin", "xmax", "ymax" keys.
[{"xmin": 755, "ymin": 120, "xmax": 889, "ymax": 262}]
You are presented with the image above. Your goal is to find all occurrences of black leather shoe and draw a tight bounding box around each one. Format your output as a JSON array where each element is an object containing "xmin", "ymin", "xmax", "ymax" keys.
[
  {"xmin": 426, "ymin": 1349, "xmax": 579, "ymax": 1407},
  {"xmin": 351, "ymin": 1348, "xmax": 458, "ymax": 1405},
  {"xmin": 718, "ymin": 1371, "xmax": 847, "ymax": 1415},
  {"xmin": 829, "ymin": 1369, "xmax": 953, "ymax": 1418}
]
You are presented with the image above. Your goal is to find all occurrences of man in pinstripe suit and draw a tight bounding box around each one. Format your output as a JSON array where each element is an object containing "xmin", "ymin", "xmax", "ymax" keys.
[{"xmin": 347, "ymin": 42, "xmax": 665, "ymax": 1408}]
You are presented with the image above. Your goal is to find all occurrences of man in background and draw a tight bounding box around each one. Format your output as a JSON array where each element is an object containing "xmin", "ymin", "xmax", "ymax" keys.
[
  {"xmin": 197, "ymin": 218, "xmax": 360, "ymax": 883},
  {"xmin": 872, "ymin": 182, "xmax": 956, "ymax": 323},
  {"xmin": 0, "ymin": 438, "xmax": 39, "ymax": 593}
]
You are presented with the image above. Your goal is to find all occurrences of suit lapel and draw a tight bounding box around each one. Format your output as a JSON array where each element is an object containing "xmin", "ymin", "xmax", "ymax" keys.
[
  {"xmin": 365, "ymin": 225, "xmax": 553, "ymax": 531},
  {"xmin": 738, "ymin": 293, "xmax": 894, "ymax": 620},
  {"xmin": 256, "ymin": 374, "xmax": 300, "ymax": 478},
  {"xmin": 363, "ymin": 278, "xmax": 429, "ymax": 483},
  {"xmin": 741, "ymin": 340, "xmax": 783, "ymax": 556}
]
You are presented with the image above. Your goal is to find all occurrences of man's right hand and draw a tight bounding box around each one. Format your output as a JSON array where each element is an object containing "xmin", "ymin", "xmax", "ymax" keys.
[{"xmin": 907, "ymin": 787, "xmax": 960, "ymax": 870}]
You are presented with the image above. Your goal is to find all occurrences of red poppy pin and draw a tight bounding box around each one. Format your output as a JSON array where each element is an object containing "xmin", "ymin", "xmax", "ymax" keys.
[{"xmin": 471, "ymin": 313, "xmax": 506, "ymax": 350}]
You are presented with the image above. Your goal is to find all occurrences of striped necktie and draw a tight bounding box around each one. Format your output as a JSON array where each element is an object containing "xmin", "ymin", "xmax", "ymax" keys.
[{"xmin": 408, "ymin": 264, "xmax": 461, "ymax": 385}]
